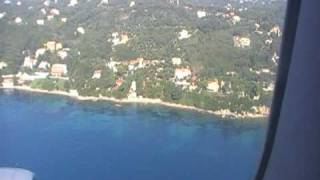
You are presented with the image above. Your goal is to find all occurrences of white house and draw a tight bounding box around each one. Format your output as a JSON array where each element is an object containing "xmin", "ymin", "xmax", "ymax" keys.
[
  {"xmin": 50, "ymin": 9, "xmax": 60, "ymax": 16},
  {"xmin": 107, "ymin": 60, "xmax": 120, "ymax": 72},
  {"xmin": 61, "ymin": 17, "xmax": 67, "ymax": 23},
  {"xmin": 232, "ymin": 16, "xmax": 241, "ymax": 24},
  {"xmin": 207, "ymin": 80, "xmax": 220, "ymax": 93},
  {"xmin": 178, "ymin": 29, "xmax": 191, "ymax": 40},
  {"xmin": 47, "ymin": 15, "xmax": 54, "ymax": 21},
  {"xmin": 0, "ymin": 61, "xmax": 8, "ymax": 69},
  {"xmin": 172, "ymin": 57, "xmax": 182, "ymax": 65},
  {"xmin": 129, "ymin": 1, "xmax": 135, "ymax": 7},
  {"xmin": 68, "ymin": 0, "xmax": 78, "ymax": 7},
  {"xmin": 14, "ymin": 17, "xmax": 22, "ymax": 24},
  {"xmin": 226, "ymin": 71, "xmax": 237, "ymax": 76},
  {"xmin": 197, "ymin": 10, "xmax": 207, "ymax": 18},
  {"xmin": 36, "ymin": 19, "xmax": 45, "ymax": 26},
  {"xmin": 76, "ymin": 27, "xmax": 85, "ymax": 34},
  {"xmin": 92, "ymin": 70, "xmax": 102, "ymax": 79},
  {"xmin": 35, "ymin": 48, "xmax": 46, "ymax": 58},
  {"xmin": 57, "ymin": 50, "xmax": 68, "ymax": 60},
  {"xmin": 175, "ymin": 68, "xmax": 192, "ymax": 80},
  {"xmin": 23, "ymin": 56, "xmax": 37, "ymax": 69},
  {"xmin": 0, "ymin": 12, "xmax": 6, "ymax": 19},
  {"xmin": 56, "ymin": 43, "xmax": 63, "ymax": 51},
  {"xmin": 43, "ymin": 0, "xmax": 50, "ymax": 6}
]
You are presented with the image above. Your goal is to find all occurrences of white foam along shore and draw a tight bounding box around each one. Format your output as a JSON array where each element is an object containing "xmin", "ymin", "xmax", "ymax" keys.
[{"xmin": 0, "ymin": 86, "xmax": 268, "ymax": 119}]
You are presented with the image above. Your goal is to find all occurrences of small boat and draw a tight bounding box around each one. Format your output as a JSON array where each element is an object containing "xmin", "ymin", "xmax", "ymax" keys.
[
  {"xmin": 0, "ymin": 167, "xmax": 34, "ymax": 180},
  {"xmin": 115, "ymin": 103, "xmax": 122, "ymax": 107}
]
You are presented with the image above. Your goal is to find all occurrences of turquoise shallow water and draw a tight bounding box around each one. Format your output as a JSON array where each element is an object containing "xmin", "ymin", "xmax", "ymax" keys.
[{"xmin": 0, "ymin": 90, "xmax": 267, "ymax": 180}]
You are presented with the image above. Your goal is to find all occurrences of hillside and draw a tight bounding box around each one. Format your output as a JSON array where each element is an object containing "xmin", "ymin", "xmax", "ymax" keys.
[{"xmin": 0, "ymin": 0, "xmax": 287, "ymax": 117}]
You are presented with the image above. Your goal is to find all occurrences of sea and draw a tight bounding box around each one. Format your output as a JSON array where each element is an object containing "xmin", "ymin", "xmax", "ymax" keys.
[{"xmin": 0, "ymin": 90, "xmax": 268, "ymax": 180}]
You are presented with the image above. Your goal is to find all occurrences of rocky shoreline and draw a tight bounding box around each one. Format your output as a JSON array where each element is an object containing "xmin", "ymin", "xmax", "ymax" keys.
[{"xmin": 0, "ymin": 86, "xmax": 268, "ymax": 119}]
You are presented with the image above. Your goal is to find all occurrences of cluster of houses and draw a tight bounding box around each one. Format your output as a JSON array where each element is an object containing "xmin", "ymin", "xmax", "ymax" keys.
[
  {"xmin": 0, "ymin": 40, "xmax": 70, "ymax": 87},
  {"xmin": 214, "ymin": 3, "xmax": 242, "ymax": 25},
  {"xmin": 106, "ymin": 57, "xmax": 164, "ymax": 74},
  {"xmin": 170, "ymin": 57, "xmax": 233, "ymax": 94}
]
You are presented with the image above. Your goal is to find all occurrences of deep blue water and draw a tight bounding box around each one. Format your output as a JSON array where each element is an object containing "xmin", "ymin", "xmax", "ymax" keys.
[{"xmin": 0, "ymin": 90, "xmax": 267, "ymax": 180}]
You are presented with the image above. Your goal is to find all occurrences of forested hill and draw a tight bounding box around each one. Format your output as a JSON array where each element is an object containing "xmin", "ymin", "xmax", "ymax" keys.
[{"xmin": 0, "ymin": 0, "xmax": 287, "ymax": 117}]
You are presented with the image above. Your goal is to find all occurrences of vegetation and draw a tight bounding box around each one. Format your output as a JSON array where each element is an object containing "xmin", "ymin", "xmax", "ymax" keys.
[{"xmin": 0, "ymin": 0, "xmax": 286, "ymax": 114}]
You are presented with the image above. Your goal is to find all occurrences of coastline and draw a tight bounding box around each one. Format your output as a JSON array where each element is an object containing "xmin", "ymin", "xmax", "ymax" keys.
[{"xmin": 0, "ymin": 86, "xmax": 268, "ymax": 119}]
